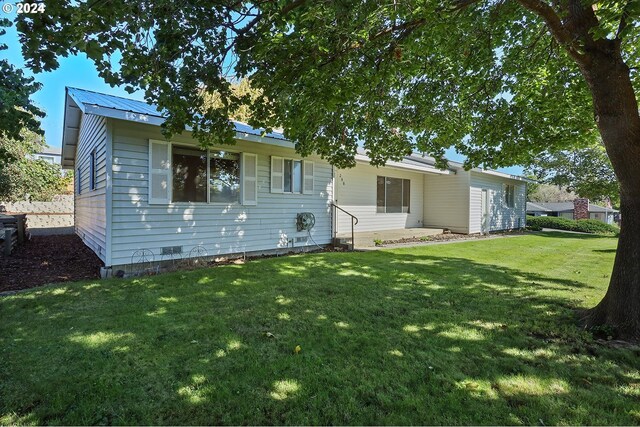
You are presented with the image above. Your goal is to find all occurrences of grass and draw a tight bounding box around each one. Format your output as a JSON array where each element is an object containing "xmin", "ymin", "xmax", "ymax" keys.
[{"xmin": 1, "ymin": 232, "xmax": 639, "ymax": 425}]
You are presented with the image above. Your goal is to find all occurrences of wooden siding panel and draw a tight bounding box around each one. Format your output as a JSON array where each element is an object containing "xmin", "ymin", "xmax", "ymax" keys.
[
  {"xmin": 469, "ymin": 172, "xmax": 526, "ymax": 233},
  {"xmin": 334, "ymin": 163, "xmax": 424, "ymax": 233},
  {"xmin": 75, "ymin": 114, "xmax": 107, "ymax": 261},
  {"xmin": 109, "ymin": 120, "xmax": 333, "ymax": 267},
  {"xmin": 422, "ymin": 172, "xmax": 470, "ymax": 233}
]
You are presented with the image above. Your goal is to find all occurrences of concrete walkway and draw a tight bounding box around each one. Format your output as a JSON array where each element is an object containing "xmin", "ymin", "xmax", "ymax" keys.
[{"xmin": 337, "ymin": 227, "xmax": 444, "ymax": 249}]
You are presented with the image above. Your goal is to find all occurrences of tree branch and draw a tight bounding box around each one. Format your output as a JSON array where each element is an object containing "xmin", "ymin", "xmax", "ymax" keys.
[
  {"xmin": 616, "ymin": 0, "xmax": 632, "ymax": 40},
  {"xmin": 369, "ymin": 18, "xmax": 427, "ymax": 42},
  {"xmin": 281, "ymin": 0, "xmax": 306, "ymax": 15},
  {"xmin": 515, "ymin": 0, "xmax": 587, "ymax": 63},
  {"xmin": 449, "ymin": 0, "xmax": 481, "ymax": 11}
]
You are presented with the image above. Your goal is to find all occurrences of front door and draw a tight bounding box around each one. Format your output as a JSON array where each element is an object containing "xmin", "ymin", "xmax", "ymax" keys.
[{"xmin": 481, "ymin": 189, "xmax": 490, "ymax": 234}]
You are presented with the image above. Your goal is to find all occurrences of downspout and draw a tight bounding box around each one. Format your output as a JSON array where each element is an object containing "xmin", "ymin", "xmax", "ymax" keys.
[
  {"xmin": 331, "ymin": 165, "xmax": 336, "ymax": 239},
  {"xmin": 524, "ymin": 182, "xmax": 528, "ymax": 229}
]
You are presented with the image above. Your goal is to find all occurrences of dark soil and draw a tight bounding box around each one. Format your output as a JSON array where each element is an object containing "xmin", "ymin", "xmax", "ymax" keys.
[{"xmin": 0, "ymin": 235, "xmax": 103, "ymax": 293}]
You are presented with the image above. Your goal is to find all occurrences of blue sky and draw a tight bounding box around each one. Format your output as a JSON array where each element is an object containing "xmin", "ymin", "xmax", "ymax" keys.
[{"xmin": 2, "ymin": 16, "xmax": 522, "ymax": 175}]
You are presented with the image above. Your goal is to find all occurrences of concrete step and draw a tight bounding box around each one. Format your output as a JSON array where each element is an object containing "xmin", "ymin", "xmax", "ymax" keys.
[{"xmin": 332, "ymin": 237, "xmax": 353, "ymax": 250}]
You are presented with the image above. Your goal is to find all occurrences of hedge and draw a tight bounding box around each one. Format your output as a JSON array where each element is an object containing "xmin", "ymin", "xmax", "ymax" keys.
[{"xmin": 526, "ymin": 215, "xmax": 619, "ymax": 235}]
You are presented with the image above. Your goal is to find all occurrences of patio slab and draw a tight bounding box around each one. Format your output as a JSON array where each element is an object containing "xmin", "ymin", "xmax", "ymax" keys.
[{"xmin": 337, "ymin": 227, "xmax": 444, "ymax": 249}]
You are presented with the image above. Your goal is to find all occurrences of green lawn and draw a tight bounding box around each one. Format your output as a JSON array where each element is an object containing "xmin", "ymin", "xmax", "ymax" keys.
[{"xmin": 1, "ymin": 232, "xmax": 638, "ymax": 425}]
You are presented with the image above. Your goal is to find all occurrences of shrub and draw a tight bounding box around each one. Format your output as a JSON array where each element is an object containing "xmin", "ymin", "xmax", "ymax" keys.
[{"xmin": 526, "ymin": 215, "xmax": 619, "ymax": 235}]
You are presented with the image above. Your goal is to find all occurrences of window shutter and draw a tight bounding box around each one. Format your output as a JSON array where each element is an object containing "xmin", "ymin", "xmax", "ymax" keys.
[
  {"xmin": 149, "ymin": 140, "xmax": 171, "ymax": 204},
  {"xmin": 303, "ymin": 160, "xmax": 314, "ymax": 194},
  {"xmin": 242, "ymin": 153, "xmax": 258, "ymax": 205},
  {"xmin": 271, "ymin": 156, "xmax": 284, "ymax": 193}
]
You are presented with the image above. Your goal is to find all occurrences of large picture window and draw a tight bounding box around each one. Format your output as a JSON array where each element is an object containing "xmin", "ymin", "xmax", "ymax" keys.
[
  {"xmin": 172, "ymin": 146, "xmax": 207, "ymax": 203},
  {"xmin": 209, "ymin": 151, "xmax": 240, "ymax": 203},
  {"xmin": 377, "ymin": 176, "xmax": 410, "ymax": 213},
  {"xmin": 149, "ymin": 140, "xmax": 257, "ymax": 205}
]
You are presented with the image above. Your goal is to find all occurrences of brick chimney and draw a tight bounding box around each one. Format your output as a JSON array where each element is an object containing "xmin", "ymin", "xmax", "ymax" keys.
[{"xmin": 573, "ymin": 198, "xmax": 589, "ymax": 220}]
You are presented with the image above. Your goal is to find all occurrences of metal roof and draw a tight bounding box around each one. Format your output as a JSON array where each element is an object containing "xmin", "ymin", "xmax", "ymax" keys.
[
  {"xmin": 60, "ymin": 87, "xmax": 528, "ymax": 182},
  {"xmin": 66, "ymin": 87, "xmax": 287, "ymax": 140}
]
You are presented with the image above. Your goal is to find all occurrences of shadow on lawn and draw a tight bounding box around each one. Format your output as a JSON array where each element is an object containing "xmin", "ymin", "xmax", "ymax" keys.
[{"xmin": 1, "ymin": 250, "xmax": 637, "ymax": 425}]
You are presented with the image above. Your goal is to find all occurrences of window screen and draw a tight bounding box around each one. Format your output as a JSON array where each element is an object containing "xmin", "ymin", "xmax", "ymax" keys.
[
  {"xmin": 172, "ymin": 146, "xmax": 207, "ymax": 202},
  {"xmin": 209, "ymin": 151, "xmax": 240, "ymax": 203}
]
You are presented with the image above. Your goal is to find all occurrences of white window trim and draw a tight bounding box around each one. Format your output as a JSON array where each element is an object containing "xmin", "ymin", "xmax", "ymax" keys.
[{"xmin": 376, "ymin": 176, "xmax": 411, "ymax": 214}]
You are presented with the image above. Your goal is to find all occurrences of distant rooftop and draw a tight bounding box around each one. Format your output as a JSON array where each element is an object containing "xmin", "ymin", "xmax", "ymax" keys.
[
  {"xmin": 36, "ymin": 146, "xmax": 61, "ymax": 156},
  {"xmin": 526, "ymin": 201, "xmax": 618, "ymax": 213}
]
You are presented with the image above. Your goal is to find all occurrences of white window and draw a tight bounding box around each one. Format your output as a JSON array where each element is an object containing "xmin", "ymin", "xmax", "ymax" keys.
[
  {"xmin": 377, "ymin": 176, "xmax": 410, "ymax": 213},
  {"xmin": 504, "ymin": 184, "xmax": 515, "ymax": 208},
  {"xmin": 271, "ymin": 156, "xmax": 313, "ymax": 194}
]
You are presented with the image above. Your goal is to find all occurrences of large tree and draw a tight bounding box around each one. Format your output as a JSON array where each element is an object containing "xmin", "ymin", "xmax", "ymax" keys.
[
  {"xmin": 527, "ymin": 143, "xmax": 620, "ymax": 206},
  {"xmin": 0, "ymin": 129, "xmax": 72, "ymax": 202},
  {"xmin": 0, "ymin": 18, "xmax": 44, "ymax": 158},
  {"xmin": 15, "ymin": 1, "xmax": 640, "ymax": 339}
]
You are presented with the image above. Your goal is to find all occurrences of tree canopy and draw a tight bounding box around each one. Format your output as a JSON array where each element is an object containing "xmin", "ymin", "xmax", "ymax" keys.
[
  {"xmin": 527, "ymin": 143, "xmax": 619, "ymax": 206},
  {"xmin": 17, "ymin": 1, "xmax": 635, "ymax": 168},
  {"xmin": 0, "ymin": 18, "xmax": 43, "ymax": 152},
  {"xmin": 527, "ymin": 183, "xmax": 576, "ymax": 203},
  {"xmin": 0, "ymin": 129, "xmax": 71, "ymax": 202}
]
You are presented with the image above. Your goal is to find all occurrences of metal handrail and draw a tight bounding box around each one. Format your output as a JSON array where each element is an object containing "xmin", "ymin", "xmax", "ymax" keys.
[{"xmin": 331, "ymin": 202, "xmax": 358, "ymax": 250}]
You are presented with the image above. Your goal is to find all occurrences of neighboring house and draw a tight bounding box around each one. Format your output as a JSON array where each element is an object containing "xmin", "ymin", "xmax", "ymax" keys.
[
  {"xmin": 526, "ymin": 199, "xmax": 618, "ymax": 224},
  {"xmin": 61, "ymin": 87, "xmax": 528, "ymax": 271},
  {"xmin": 33, "ymin": 146, "xmax": 62, "ymax": 164}
]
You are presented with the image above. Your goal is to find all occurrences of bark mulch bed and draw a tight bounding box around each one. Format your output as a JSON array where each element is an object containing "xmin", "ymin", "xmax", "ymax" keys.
[
  {"xmin": 0, "ymin": 234, "xmax": 103, "ymax": 293},
  {"xmin": 378, "ymin": 229, "xmax": 529, "ymax": 246}
]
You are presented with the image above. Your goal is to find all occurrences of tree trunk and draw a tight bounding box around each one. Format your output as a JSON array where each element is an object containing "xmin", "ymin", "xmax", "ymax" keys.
[{"xmin": 579, "ymin": 47, "xmax": 640, "ymax": 341}]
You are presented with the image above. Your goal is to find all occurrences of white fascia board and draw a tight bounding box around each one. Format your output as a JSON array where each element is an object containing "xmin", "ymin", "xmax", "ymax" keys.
[
  {"xmin": 233, "ymin": 132, "xmax": 295, "ymax": 149},
  {"xmin": 471, "ymin": 168, "xmax": 534, "ymax": 182},
  {"xmin": 84, "ymin": 104, "xmax": 293, "ymax": 149},
  {"xmin": 354, "ymin": 154, "xmax": 451, "ymax": 175},
  {"xmin": 84, "ymin": 104, "xmax": 166, "ymax": 126},
  {"xmin": 66, "ymin": 89, "xmax": 87, "ymax": 114}
]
